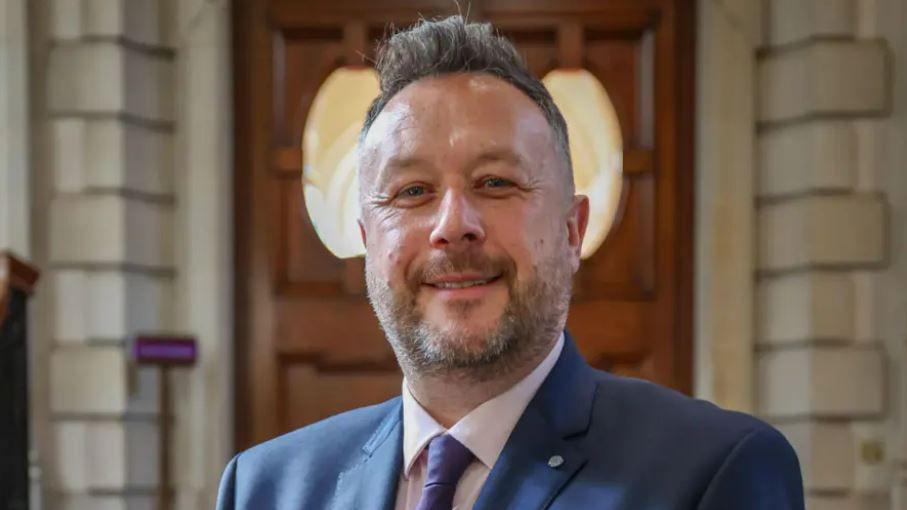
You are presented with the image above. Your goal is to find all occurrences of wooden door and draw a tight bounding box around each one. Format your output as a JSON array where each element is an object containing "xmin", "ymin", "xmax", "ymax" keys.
[{"xmin": 234, "ymin": 0, "xmax": 695, "ymax": 449}]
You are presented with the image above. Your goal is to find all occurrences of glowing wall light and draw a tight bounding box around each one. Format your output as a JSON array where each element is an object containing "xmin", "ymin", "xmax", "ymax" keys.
[
  {"xmin": 302, "ymin": 66, "xmax": 379, "ymax": 259},
  {"xmin": 302, "ymin": 67, "xmax": 622, "ymax": 261},
  {"xmin": 542, "ymin": 68, "xmax": 623, "ymax": 259}
]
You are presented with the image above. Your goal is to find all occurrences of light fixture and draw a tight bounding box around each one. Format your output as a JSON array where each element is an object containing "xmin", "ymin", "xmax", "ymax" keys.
[
  {"xmin": 301, "ymin": 67, "xmax": 623, "ymax": 260},
  {"xmin": 301, "ymin": 66, "xmax": 378, "ymax": 259},
  {"xmin": 542, "ymin": 68, "xmax": 623, "ymax": 259}
]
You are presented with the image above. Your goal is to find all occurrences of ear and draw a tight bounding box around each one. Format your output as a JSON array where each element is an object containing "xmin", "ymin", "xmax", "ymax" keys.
[
  {"xmin": 566, "ymin": 194, "xmax": 590, "ymax": 271},
  {"xmin": 358, "ymin": 219, "xmax": 367, "ymax": 248}
]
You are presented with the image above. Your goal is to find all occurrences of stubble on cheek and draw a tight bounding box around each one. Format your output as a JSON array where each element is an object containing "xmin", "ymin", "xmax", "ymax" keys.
[{"xmin": 363, "ymin": 205, "xmax": 573, "ymax": 380}]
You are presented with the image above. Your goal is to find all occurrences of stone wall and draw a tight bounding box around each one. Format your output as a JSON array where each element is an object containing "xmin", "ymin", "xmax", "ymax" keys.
[
  {"xmin": 40, "ymin": 1, "xmax": 176, "ymax": 508},
  {"xmin": 26, "ymin": 1, "xmax": 233, "ymax": 509},
  {"xmin": 754, "ymin": 0, "xmax": 900, "ymax": 508},
  {"xmin": 862, "ymin": 0, "xmax": 907, "ymax": 507}
]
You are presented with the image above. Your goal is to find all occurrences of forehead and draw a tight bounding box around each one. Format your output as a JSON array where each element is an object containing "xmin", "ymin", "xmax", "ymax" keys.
[{"xmin": 359, "ymin": 73, "xmax": 554, "ymax": 175}]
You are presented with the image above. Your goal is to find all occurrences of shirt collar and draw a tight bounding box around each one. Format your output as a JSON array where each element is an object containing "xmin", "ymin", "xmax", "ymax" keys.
[{"xmin": 401, "ymin": 332, "xmax": 565, "ymax": 477}]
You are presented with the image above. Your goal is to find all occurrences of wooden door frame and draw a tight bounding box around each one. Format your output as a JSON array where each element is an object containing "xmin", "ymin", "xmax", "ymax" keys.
[{"xmin": 232, "ymin": 0, "xmax": 696, "ymax": 450}]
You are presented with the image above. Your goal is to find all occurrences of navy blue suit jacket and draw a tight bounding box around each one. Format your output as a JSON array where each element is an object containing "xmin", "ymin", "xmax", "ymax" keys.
[{"xmin": 217, "ymin": 334, "xmax": 804, "ymax": 509}]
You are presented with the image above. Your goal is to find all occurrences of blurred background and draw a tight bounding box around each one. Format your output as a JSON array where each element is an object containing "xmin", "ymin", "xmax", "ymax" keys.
[{"xmin": 0, "ymin": 0, "xmax": 905, "ymax": 509}]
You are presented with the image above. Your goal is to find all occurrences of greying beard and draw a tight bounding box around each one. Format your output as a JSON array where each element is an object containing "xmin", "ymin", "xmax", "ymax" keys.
[{"xmin": 365, "ymin": 252, "xmax": 572, "ymax": 382}]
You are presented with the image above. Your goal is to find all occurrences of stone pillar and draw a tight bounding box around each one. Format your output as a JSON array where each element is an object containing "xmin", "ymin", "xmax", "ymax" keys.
[
  {"xmin": 756, "ymin": 0, "xmax": 892, "ymax": 508},
  {"xmin": 858, "ymin": 1, "xmax": 907, "ymax": 508},
  {"xmin": 168, "ymin": 0, "xmax": 233, "ymax": 508},
  {"xmin": 43, "ymin": 1, "xmax": 176, "ymax": 508},
  {"xmin": 0, "ymin": 2, "xmax": 35, "ymax": 500},
  {"xmin": 0, "ymin": 0, "xmax": 31, "ymax": 256},
  {"xmin": 694, "ymin": 0, "xmax": 761, "ymax": 413}
]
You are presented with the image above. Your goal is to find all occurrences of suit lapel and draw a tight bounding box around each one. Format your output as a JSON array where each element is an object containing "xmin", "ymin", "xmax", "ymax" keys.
[
  {"xmin": 471, "ymin": 404, "xmax": 588, "ymax": 510},
  {"xmin": 332, "ymin": 401, "xmax": 404, "ymax": 510},
  {"xmin": 473, "ymin": 333, "xmax": 598, "ymax": 510}
]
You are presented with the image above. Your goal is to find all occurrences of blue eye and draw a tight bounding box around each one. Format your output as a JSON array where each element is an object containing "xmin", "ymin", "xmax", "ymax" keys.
[
  {"xmin": 400, "ymin": 185, "xmax": 426, "ymax": 197},
  {"xmin": 482, "ymin": 177, "xmax": 511, "ymax": 188}
]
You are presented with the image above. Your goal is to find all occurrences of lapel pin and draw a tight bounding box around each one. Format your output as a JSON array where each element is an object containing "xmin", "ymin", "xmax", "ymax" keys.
[{"xmin": 548, "ymin": 455, "xmax": 565, "ymax": 468}]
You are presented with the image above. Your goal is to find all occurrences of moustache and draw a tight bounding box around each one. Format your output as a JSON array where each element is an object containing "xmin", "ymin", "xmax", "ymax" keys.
[{"xmin": 407, "ymin": 251, "xmax": 516, "ymax": 291}]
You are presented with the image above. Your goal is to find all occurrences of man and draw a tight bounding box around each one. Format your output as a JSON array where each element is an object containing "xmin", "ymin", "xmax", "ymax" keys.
[{"xmin": 217, "ymin": 15, "xmax": 804, "ymax": 510}]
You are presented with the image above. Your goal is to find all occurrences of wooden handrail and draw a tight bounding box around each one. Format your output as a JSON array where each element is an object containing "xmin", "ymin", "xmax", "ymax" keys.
[{"xmin": 0, "ymin": 251, "xmax": 40, "ymax": 327}]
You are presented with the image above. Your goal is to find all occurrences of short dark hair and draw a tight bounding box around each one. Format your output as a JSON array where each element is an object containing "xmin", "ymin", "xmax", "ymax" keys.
[{"xmin": 360, "ymin": 15, "xmax": 573, "ymax": 182}]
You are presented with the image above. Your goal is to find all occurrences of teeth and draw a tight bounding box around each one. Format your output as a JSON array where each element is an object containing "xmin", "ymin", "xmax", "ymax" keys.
[{"xmin": 434, "ymin": 279, "xmax": 491, "ymax": 289}]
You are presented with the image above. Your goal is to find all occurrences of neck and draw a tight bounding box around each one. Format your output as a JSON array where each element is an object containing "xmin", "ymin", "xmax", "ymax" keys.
[{"xmin": 404, "ymin": 336, "xmax": 558, "ymax": 428}]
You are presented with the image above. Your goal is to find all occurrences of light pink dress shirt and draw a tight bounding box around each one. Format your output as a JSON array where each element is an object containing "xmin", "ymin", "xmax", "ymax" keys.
[{"xmin": 394, "ymin": 333, "xmax": 565, "ymax": 510}]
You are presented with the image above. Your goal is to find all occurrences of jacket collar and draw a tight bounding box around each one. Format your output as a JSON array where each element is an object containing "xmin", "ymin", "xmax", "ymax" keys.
[
  {"xmin": 332, "ymin": 331, "xmax": 598, "ymax": 510},
  {"xmin": 530, "ymin": 331, "xmax": 598, "ymax": 437},
  {"xmin": 472, "ymin": 331, "xmax": 598, "ymax": 510},
  {"xmin": 331, "ymin": 400, "xmax": 404, "ymax": 510}
]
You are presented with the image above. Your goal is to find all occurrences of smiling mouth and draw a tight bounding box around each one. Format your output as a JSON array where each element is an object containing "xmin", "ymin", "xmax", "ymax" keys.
[{"xmin": 424, "ymin": 274, "xmax": 503, "ymax": 290}]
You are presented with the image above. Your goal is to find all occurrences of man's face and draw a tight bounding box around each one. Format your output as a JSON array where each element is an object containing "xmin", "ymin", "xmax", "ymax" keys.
[{"xmin": 358, "ymin": 73, "xmax": 588, "ymax": 378}]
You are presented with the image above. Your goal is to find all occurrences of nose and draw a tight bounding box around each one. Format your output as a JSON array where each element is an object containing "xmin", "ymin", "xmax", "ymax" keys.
[{"xmin": 429, "ymin": 190, "xmax": 486, "ymax": 248}]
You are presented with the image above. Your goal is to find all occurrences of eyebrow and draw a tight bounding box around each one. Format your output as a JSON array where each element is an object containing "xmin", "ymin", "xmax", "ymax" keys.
[
  {"xmin": 373, "ymin": 148, "xmax": 527, "ymax": 190},
  {"xmin": 468, "ymin": 148, "xmax": 525, "ymax": 172},
  {"xmin": 373, "ymin": 155, "xmax": 435, "ymax": 191}
]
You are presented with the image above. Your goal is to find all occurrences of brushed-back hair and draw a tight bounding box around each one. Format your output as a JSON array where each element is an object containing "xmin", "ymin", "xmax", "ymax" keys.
[{"xmin": 360, "ymin": 15, "xmax": 573, "ymax": 183}]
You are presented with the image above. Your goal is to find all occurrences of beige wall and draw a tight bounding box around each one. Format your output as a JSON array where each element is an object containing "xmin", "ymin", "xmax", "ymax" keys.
[
  {"xmin": 865, "ymin": 0, "xmax": 907, "ymax": 505},
  {"xmin": 697, "ymin": 0, "xmax": 907, "ymax": 508},
  {"xmin": 694, "ymin": 0, "xmax": 760, "ymax": 413},
  {"xmin": 755, "ymin": 0, "xmax": 901, "ymax": 508},
  {"xmin": 169, "ymin": 0, "xmax": 233, "ymax": 507},
  {"xmin": 0, "ymin": 0, "xmax": 31, "ymax": 256}
]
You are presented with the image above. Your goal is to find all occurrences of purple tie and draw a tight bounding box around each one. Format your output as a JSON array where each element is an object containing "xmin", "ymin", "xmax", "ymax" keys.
[{"xmin": 414, "ymin": 434, "xmax": 475, "ymax": 510}]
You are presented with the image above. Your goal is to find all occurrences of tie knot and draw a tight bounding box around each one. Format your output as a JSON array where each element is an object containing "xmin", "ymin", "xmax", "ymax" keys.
[{"xmin": 424, "ymin": 434, "xmax": 475, "ymax": 487}]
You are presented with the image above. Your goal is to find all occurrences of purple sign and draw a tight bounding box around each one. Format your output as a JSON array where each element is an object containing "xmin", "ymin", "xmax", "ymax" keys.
[{"xmin": 132, "ymin": 335, "xmax": 197, "ymax": 366}]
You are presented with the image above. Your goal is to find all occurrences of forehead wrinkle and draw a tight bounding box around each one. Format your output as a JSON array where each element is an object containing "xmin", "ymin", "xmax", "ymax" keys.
[
  {"xmin": 466, "ymin": 148, "xmax": 526, "ymax": 174},
  {"xmin": 361, "ymin": 73, "xmax": 565, "ymax": 195}
]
